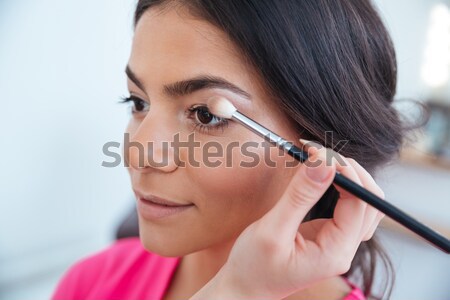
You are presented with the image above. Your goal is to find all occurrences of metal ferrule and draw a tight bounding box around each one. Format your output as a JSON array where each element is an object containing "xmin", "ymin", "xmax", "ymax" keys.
[{"xmin": 231, "ymin": 112, "xmax": 295, "ymax": 152}]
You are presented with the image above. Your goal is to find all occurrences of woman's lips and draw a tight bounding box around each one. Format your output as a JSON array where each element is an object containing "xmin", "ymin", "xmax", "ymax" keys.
[
  {"xmin": 137, "ymin": 196, "xmax": 194, "ymax": 220},
  {"xmin": 142, "ymin": 194, "xmax": 192, "ymax": 207}
]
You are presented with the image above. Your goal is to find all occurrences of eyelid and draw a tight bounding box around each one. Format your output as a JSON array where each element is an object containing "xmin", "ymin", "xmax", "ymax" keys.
[
  {"xmin": 186, "ymin": 103, "xmax": 229, "ymax": 134},
  {"xmin": 120, "ymin": 94, "xmax": 150, "ymax": 114},
  {"xmin": 187, "ymin": 103, "xmax": 220, "ymax": 119},
  {"xmin": 119, "ymin": 94, "xmax": 146, "ymax": 103},
  {"xmin": 126, "ymin": 77, "xmax": 147, "ymax": 95},
  {"xmin": 128, "ymin": 92, "xmax": 148, "ymax": 102}
]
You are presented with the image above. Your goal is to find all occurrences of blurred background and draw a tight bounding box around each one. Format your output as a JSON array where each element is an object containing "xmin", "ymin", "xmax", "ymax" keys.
[{"xmin": 0, "ymin": 0, "xmax": 449, "ymax": 299}]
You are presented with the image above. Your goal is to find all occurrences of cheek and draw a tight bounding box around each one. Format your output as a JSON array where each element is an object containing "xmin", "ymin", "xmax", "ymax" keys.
[
  {"xmin": 196, "ymin": 162, "xmax": 272, "ymax": 207},
  {"xmin": 188, "ymin": 142, "xmax": 297, "ymax": 224}
]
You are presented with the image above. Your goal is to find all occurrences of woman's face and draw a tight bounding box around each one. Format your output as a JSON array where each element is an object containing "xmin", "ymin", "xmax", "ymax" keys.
[{"xmin": 126, "ymin": 5, "xmax": 299, "ymax": 256}]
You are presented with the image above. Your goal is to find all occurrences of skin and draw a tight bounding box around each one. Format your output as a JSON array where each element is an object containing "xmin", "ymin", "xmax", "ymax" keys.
[
  {"xmin": 125, "ymin": 4, "xmax": 383, "ymax": 300},
  {"xmin": 126, "ymin": 4, "xmax": 298, "ymax": 258}
]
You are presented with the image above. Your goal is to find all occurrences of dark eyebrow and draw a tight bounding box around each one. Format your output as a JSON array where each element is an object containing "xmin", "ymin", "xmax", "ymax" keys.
[
  {"xmin": 125, "ymin": 65, "xmax": 251, "ymax": 100},
  {"xmin": 125, "ymin": 65, "xmax": 146, "ymax": 92}
]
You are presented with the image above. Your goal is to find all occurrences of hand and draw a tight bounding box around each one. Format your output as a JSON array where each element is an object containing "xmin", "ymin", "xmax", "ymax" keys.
[{"xmin": 191, "ymin": 145, "xmax": 385, "ymax": 300}]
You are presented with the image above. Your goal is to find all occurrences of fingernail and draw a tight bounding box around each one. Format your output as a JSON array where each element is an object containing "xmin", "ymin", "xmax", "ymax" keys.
[
  {"xmin": 306, "ymin": 165, "xmax": 331, "ymax": 182},
  {"xmin": 299, "ymin": 139, "xmax": 318, "ymax": 147},
  {"xmin": 299, "ymin": 139, "xmax": 311, "ymax": 145},
  {"xmin": 299, "ymin": 139, "xmax": 322, "ymax": 151}
]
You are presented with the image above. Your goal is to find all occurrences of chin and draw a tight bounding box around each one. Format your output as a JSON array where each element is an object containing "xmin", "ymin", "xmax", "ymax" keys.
[
  {"xmin": 138, "ymin": 225, "xmax": 200, "ymax": 257},
  {"xmin": 140, "ymin": 239, "xmax": 182, "ymax": 257}
]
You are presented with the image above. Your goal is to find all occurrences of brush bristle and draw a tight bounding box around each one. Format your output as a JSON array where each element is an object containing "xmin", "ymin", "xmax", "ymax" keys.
[{"xmin": 207, "ymin": 96, "xmax": 237, "ymax": 119}]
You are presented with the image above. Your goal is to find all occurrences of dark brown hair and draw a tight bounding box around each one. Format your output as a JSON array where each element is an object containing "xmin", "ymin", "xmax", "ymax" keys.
[{"xmin": 134, "ymin": 0, "xmax": 403, "ymax": 298}]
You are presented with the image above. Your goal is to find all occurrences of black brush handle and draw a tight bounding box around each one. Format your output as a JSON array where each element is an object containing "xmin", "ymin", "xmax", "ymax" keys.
[{"xmin": 287, "ymin": 145, "xmax": 450, "ymax": 254}]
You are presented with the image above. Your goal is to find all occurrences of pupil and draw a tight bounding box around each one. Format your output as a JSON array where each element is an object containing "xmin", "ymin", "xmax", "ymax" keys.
[
  {"xmin": 135, "ymin": 100, "xmax": 144, "ymax": 111},
  {"xmin": 197, "ymin": 108, "xmax": 213, "ymax": 124}
]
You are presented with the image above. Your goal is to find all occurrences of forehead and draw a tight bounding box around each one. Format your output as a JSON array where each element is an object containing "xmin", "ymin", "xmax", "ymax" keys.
[
  {"xmin": 134, "ymin": 5, "xmax": 235, "ymax": 54},
  {"xmin": 129, "ymin": 6, "xmax": 254, "ymax": 89}
]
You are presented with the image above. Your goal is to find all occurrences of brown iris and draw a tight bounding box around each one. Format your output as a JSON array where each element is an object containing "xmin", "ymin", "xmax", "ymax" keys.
[{"xmin": 195, "ymin": 107, "xmax": 214, "ymax": 124}]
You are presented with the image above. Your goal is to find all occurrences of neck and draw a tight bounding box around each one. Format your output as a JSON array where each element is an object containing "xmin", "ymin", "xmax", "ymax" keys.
[
  {"xmin": 185, "ymin": 238, "xmax": 235, "ymax": 283},
  {"xmin": 164, "ymin": 238, "xmax": 352, "ymax": 300},
  {"xmin": 169, "ymin": 238, "xmax": 236, "ymax": 297}
]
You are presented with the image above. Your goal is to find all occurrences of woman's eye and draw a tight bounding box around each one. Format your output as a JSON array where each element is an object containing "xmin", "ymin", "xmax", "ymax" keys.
[
  {"xmin": 119, "ymin": 95, "xmax": 149, "ymax": 114},
  {"xmin": 188, "ymin": 105, "xmax": 228, "ymax": 133},
  {"xmin": 194, "ymin": 106, "xmax": 220, "ymax": 125}
]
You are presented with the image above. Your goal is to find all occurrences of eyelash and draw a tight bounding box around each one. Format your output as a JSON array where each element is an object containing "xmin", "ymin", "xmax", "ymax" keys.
[
  {"xmin": 187, "ymin": 104, "xmax": 229, "ymax": 133},
  {"xmin": 119, "ymin": 95, "xmax": 149, "ymax": 114},
  {"xmin": 119, "ymin": 95, "xmax": 229, "ymax": 134}
]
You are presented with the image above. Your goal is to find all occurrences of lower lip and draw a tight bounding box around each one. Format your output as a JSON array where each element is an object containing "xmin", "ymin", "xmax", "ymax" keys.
[{"xmin": 137, "ymin": 198, "xmax": 194, "ymax": 220}]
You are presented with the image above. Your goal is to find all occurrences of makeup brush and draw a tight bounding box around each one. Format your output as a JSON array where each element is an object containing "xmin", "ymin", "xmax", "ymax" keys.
[{"xmin": 207, "ymin": 96, "xmax": 450, "ymax": 254}]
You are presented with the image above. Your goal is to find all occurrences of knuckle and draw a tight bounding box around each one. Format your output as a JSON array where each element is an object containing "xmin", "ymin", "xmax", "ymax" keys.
[
  {"xmin": 322, "ymin": 251, "xmax": 352, "ymax": 275},
  {"xmin": 370, "ymin": 184, "xmax": 385, "ymax": 199},
  {"xmin": 362, "ymin": 230, "xmax": 375, "ymax": 241},
  {"xmin": 288, "ymin": 185, "xmax": 319, "ymax": 208},
  {"xmin": 347, "ymin": 158, "xmax": 356, "ymax": 165},
  {"xmin": 342, "ymin": 156, "xmax": 354, "ymax": 167},
  {"xmin": 336, "ymin": 258, "xmax": 352, "ymax": 274},
  {"xmin": 315, "ymin": 149, "xmax": 329, "ymax": 164},
  {"xmin": 329, "ymin": 246, "xmax": 354, "ymax": 274},
  {"xmin": 334, "ymin": 154, "xmax": 350, "ymax": 170},
  {"xmin": 330, "ymin": 249, "xmax": 353, "ymax": 274}
]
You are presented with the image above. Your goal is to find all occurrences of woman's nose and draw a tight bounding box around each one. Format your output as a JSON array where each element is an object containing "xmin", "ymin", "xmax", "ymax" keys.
[{"xmin": 125, "ymin": 117, "xmax": 179, "ymax": 173}]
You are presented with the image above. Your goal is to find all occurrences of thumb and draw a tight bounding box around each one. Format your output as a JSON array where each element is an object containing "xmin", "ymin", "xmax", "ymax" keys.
[{"xmin": 262, "ymin": 149, "xmax": 335, "ymax": 245}]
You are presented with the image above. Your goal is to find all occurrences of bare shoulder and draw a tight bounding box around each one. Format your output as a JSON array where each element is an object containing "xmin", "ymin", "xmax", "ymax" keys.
[{"xmin": 283, "ymin": 276, "xmax": 352, "ymax": 300}]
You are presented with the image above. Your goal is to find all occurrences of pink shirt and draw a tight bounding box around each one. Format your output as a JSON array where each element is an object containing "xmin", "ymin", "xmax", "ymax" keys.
[{"xmin": 51, "ymin": 237, "xmax": 365, "ymax": 300}]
